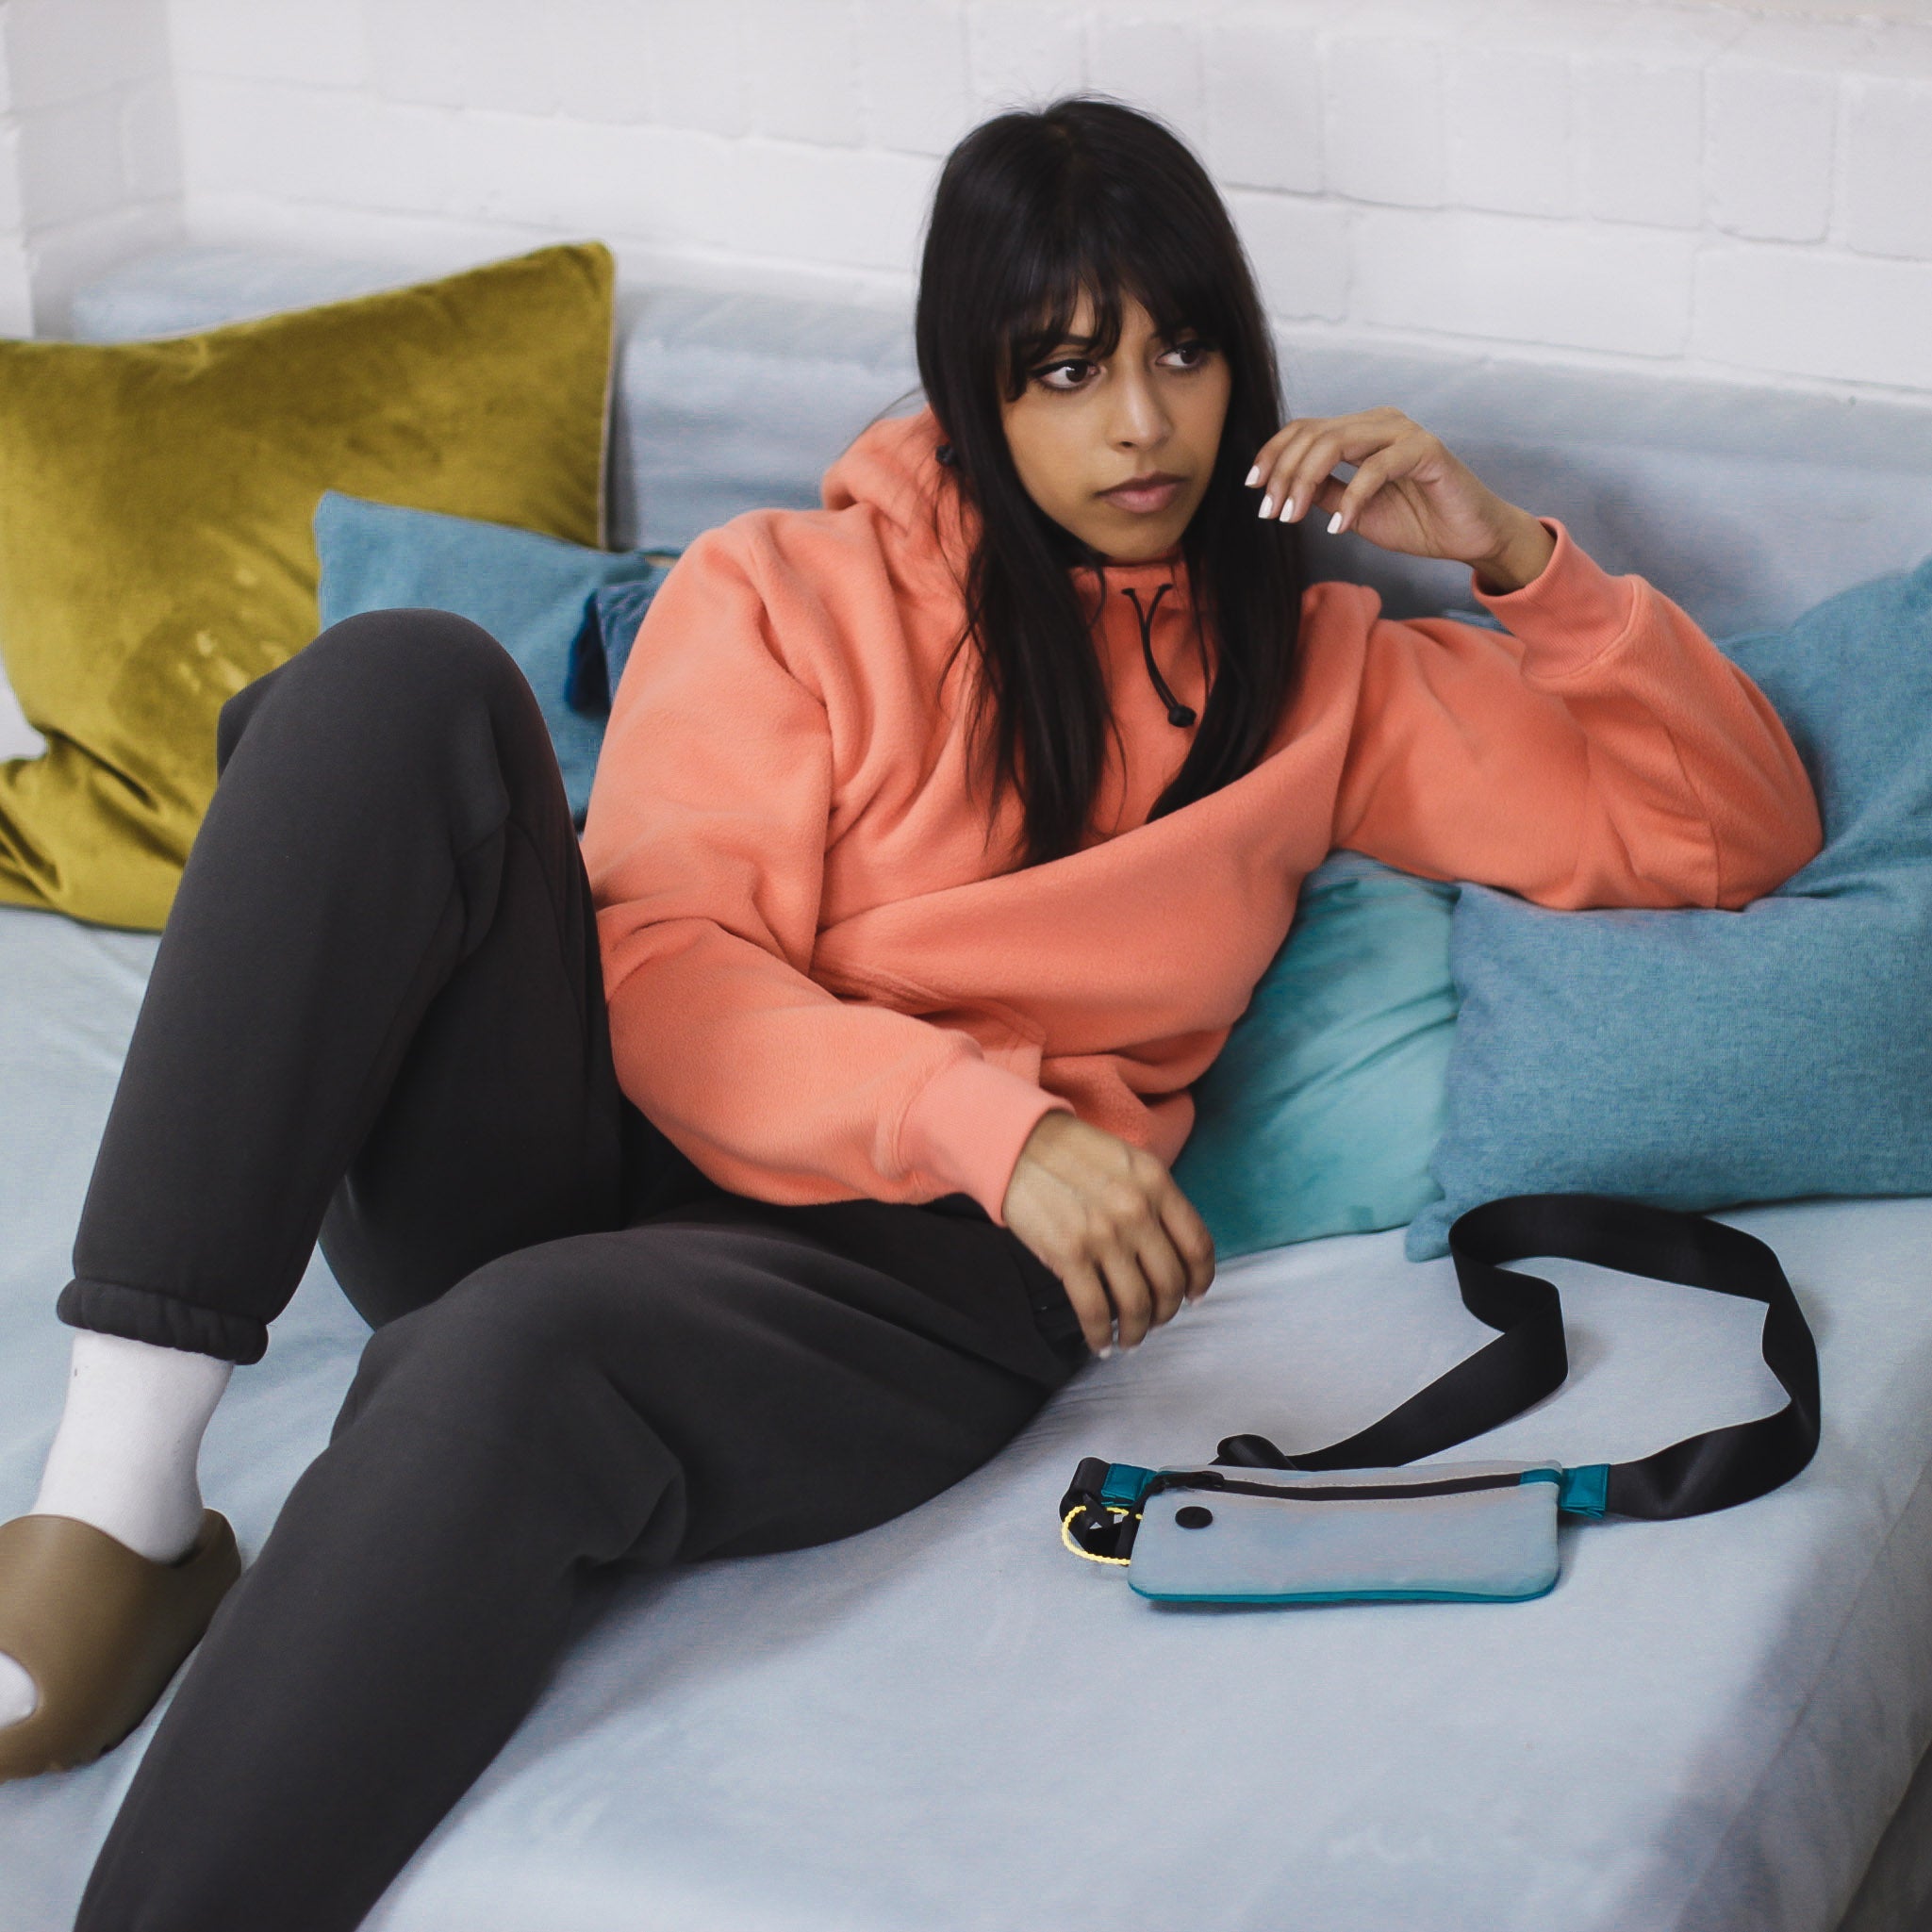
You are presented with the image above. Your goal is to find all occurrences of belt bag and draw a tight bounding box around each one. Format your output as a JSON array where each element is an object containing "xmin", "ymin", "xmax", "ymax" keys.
[{"xmin": 1058, "ymin": 1195, "xmax": 1821, "ymax": 1607}]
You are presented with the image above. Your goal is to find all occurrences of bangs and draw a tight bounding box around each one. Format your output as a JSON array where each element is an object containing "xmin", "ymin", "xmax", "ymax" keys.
[{"xmin": 999, "ymin": 209, "xmax": 1228, "ymax": 399}]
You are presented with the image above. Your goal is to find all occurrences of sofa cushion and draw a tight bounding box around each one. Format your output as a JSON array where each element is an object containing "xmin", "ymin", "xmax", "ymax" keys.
[
  {"xmin": 1173, "ymin": 852, "xmax": 1456, "ymax": 1258},
  {"xmin": 1408, "ymin": 557, "xmax": 1932, "ymax": 1259},
  {"xmin": 0, "ymin": 243, "xmax": 614, "ymax": 929}
]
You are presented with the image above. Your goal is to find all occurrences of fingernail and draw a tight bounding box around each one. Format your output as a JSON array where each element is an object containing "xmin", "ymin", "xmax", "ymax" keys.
[
  {"xmin": 1097, "ymin": 1344, "xmax": 1115, "ymax": 1361},
  {"xmin": 1282, "ymin": 498, "xmax": 1296, "ymax": 523},
  {"xmin": 1327, "ymin": 511, "xmax": 1344, "ymax": 536},
  {"xmin": 1244, "ymin": 465, "xmax": 1261, "ymax": 488},
  {"xmin": 1257, "ymin": 496, "xmax": 1274, "ymax": 520}
]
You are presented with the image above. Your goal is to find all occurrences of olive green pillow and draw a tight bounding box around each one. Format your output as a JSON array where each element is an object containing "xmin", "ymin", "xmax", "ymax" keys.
[{"xmin": 0, "ymin": 242, "xmax": 615, "ymax": 929}]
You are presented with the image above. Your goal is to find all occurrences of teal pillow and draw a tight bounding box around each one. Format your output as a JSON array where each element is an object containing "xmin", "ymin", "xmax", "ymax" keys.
[
  {"xmin": 1175, "ymin": 852, "xmax": 1458, "ymax": 1259},
  {"xmin": 314, "ymin": 492, "xmax": 672, "ymax": 822},
  {"xmin": 1407, "ymin": 558, "xmax": 1932, "ymax": 1260}
]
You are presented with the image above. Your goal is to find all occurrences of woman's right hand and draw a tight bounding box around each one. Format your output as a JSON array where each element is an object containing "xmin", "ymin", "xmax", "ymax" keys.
[{"xmin": 1000, "ymin": 1112, "xmax": 1215, "ymax": 1356}]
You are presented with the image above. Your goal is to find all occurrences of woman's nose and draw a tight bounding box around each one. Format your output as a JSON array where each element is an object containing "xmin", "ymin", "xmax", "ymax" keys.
[{"xmin": 1108, "ymin": 371, "xmax": 1170, "ymax": 449}]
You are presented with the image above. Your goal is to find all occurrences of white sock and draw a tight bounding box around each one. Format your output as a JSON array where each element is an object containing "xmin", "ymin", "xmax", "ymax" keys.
[
  {"xmin": 30, "ymin": 1330, "xmax": 233, "ymax": 1561},
  {"xmin": 0, "ymin": 1655, "xmax": 32, "ymax": 1728},
  {"xmin": 3, "ymin": 1332, "xmax": 231, "ymax": 1731}
]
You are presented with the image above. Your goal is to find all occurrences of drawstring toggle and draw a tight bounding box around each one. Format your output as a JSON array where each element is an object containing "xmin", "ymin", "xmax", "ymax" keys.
[{"xmin": 1122, "ymin": 584, "xmax": 1197, "ymax": 729}]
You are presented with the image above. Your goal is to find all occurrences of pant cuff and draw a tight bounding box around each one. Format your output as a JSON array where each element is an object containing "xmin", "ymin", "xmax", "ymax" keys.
[{"xmin": 57, "ymin": 1279, "xmax": 269, "ymax": 1365}]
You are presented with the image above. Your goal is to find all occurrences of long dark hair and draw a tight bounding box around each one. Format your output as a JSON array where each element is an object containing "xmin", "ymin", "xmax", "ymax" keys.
[{"xmin": 915, "ymin": 96, "xmax": 1303, "ymax": 867}]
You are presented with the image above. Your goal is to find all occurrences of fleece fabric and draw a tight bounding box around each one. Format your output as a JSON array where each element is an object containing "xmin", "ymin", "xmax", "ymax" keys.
[{"xmin": 580, "ymin": 409, "xmax": 1822, "ymax": 1227}]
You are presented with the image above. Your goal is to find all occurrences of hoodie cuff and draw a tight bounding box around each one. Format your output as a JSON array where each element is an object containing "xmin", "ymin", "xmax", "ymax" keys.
[
  {"xmin": 899, "ymin": 1055, "xmax": 1071, "ymax": 1225},
  {"xmin": 1473, "ymin": 519, "xmax": 1640, "ymax": 684}
]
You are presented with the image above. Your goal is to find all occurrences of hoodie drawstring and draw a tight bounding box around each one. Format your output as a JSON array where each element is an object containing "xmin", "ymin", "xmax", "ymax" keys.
[{"xmin": 1121, "ymin": 585, "xmax": 1197, "ymax": 729}]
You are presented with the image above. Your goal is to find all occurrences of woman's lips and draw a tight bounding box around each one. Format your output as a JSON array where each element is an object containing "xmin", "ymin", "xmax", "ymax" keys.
[{"xmin": 1100, "ymin": 474, "xmax": 1183, "ymax": 515}]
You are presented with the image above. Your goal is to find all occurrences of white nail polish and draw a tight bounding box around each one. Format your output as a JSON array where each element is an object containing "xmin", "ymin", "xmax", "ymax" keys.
[
  {"xmin": 1258, "ymin": 496, "xmax": 1274, "ymax": 520},
  {"xmin": 1282, "ymin": 498, "xmax": 1296, "ymax": 523},
  {"xmin": 1327, "ymin": 512, "xmax": 1344, "ymax": 536},
  {"xmin": 1244, "ymin": 465, "xmax": 1262, "ymax": 488},
  {"xmin": 1097, "ymin": 1344, "xmax": 1115, "ymax": 1361}
]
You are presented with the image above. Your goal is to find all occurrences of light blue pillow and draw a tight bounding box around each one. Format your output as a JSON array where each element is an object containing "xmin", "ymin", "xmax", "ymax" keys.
[
  {"xmin": 1175, "ymin": 852, "xmax": 1458, "ymax": 1259},
  {"xmin": 314, "ymin": 492, "xmax": 672, "ymax": 822},
  {"xmin": 1407, "ymin": 557, "xmax": 1932, "ymax": 1261}
]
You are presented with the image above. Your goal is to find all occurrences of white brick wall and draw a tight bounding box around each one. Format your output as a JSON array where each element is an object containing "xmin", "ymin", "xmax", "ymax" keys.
[
  {"xmin": 5, "ymin": 0, "xmax": 1932, "ymax": 406},
  {"xmin": 1202, "ymin": 8, "xmax": 1323, "ymax": 194},
  {"xmin": 1445, "ymin": 44, "xmax": 1574, "ymax": 220},
  {"xmin": 859, "ymin": 0, "xmax": 972, "ymax": 158},
  {"xmin": 1322, "ymin": 34, "xmax": 1446, "ymax": 209},
  {"xmin": 1843, "ymin": 66, "xmax": 1932, "ymax": 258},
  {"xmin": 0, "ymin": 0, "xmax": 181, "ymax": 332},
  {"xmin": 1695, "ymin": 240, "xmax": 1932, "ymax": 388},
  {"xmin": 1577, "ymin": 58, "xmax": 1704, "ymax": 229},
  {"xmin": 1706, "ymin": 25, "xmax": 1846, "ymax": 240}
]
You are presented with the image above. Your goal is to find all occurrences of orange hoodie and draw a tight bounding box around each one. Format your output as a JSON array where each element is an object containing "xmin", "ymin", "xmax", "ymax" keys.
[{"xmin": 582, "ymin": 409, "xmax": 1822, "ymax": 1225}]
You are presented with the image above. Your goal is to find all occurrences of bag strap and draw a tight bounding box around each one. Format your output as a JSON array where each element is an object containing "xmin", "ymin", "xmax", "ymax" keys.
[{"xmin": 1212, "ymin": 1194, "xmax": 1820, "ymax": 1520}]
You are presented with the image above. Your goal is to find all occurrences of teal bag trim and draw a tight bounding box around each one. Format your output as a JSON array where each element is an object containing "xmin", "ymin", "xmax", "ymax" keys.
[
  {"xmin": 1128, "ymin": 1578, "xmax": 1560, "ymax": 1607},
  {"xmin": 1559, "ymin": 1464, "xmax": 1611, "ymax": 1518},
  {"xmin": 1100, "ymin": 1464, "xmax": 1156, "ymax": 1508}
]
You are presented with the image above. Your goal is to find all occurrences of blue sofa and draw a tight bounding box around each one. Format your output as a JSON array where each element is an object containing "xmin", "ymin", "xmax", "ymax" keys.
[{"xmin": 5, "ymin": 247, "xmax": 1932, "ymax": 1932}]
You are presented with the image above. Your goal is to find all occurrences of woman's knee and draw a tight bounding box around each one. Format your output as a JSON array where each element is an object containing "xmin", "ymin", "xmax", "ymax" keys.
[{"xmin": 216, "ymin": 610, "xmax": 527, "ymax": 776}]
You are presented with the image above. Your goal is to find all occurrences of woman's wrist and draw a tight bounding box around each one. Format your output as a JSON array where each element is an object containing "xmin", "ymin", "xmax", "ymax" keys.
[{"xmin": 1472, "ymin": 509, "xmax": 1556, "ymax": 597}]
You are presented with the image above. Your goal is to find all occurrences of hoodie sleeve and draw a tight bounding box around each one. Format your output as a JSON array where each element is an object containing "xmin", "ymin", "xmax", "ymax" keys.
[
  {"xmin": 1329, "ymin": 520, "xmax": 1823, "ymax": 910},
  {"xmin": 580, "ymin": 530, "xmax": 1065, "ymax": 1222}
]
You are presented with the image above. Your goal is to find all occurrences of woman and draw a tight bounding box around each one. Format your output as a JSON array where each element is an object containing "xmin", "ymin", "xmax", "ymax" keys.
[{"xmin": 0, "ymin": 98, "xmax": 1820, "ymax": 1929}]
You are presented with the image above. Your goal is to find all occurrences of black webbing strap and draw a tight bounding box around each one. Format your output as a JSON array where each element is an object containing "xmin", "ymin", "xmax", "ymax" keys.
[{"xmin": 1213, "ymin": 1193, "xmax": 1820, "ymax": 1521}]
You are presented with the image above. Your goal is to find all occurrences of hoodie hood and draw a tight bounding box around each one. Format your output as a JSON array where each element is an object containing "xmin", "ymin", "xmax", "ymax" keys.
[
  {"xmin": 820, "ymin": 408, "xmax": 972, "ymax": 594},
  {"xmin": 819, "ymin": 406, "xmax": 949, "ymax": 527}
]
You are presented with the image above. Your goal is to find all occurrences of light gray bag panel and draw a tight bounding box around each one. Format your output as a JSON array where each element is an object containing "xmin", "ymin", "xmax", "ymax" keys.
[{"xmin": 1128, "ymin": 1461, "xmax": 1562, "ymax": 1606}]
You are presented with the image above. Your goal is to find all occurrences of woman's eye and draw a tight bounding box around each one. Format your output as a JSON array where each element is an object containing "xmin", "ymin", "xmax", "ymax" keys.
[
  {"xmin": 1161, "ymin": 340, "xmax": 1212, "ymax": 371},
  {"xmin": 1034, "ymin": 359, "xmax": 1098, "ymax": 391}
]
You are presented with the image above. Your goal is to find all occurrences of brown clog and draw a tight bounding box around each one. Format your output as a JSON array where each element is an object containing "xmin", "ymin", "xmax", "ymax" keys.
[{"xmin": 0, "ymin": 1510, "xmax": 239, "ymax": 1780}]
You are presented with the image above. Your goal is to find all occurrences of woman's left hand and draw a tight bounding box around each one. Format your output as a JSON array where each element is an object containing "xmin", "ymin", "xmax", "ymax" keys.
[{"xmin": 1247, "ymin": 406, "xmax": 1555, "ymax": 594}]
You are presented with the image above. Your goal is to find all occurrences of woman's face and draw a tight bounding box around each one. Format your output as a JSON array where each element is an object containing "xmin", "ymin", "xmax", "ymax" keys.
[{"xmin": 999, "ymin": 292, "xmax": 1231, "ymax": 565}]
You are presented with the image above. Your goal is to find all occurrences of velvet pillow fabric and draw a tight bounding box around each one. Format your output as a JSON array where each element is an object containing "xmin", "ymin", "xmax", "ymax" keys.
[{"xmin": 0, "ymin": 243, "xmax": 614, "ymax": 929}]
